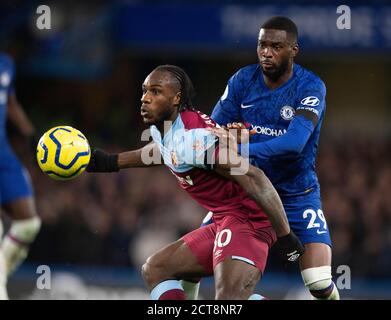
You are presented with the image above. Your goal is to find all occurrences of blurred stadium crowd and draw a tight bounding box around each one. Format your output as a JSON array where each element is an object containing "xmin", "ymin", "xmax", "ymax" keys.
[{"xmin": 318, "ymin": 138, "xmax": 391, "ymax": 277}]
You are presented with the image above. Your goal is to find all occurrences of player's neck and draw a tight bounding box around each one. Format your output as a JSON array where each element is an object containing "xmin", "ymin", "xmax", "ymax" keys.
[
  {"xmin": 263, "ymin": 64, "xmax": 294, "ymax": 90},
  {"xmin": 156, "ymin": 109, "xmax": 179, "ymax": 136}
]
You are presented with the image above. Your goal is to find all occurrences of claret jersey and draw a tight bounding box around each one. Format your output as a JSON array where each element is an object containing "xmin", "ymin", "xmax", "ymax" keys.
[{"xmin": 150, "ymin": 109, "xmax": 271, "ymax": 229}]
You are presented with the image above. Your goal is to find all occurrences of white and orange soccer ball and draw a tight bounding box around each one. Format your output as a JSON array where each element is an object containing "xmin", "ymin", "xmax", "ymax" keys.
[{"xmin": 36, "ymin": 126, "xmax": 91, "ymax": 181}]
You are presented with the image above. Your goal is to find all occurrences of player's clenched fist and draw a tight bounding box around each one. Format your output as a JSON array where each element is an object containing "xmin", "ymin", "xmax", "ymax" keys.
[
  {"xmin": 224, "ymin": 122, "xmax": 256, "ymax": 144},
  {"xmin": 207, "ymin": 127, "xmax": 238, "ymax": 153},
  {"xmin": 276, "ymin": 231, "xmax": 305, "ymax": 263}
]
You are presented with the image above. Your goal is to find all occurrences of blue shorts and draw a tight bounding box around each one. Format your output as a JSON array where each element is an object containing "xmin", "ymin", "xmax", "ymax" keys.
[
  {"xmin": 281, "ymin": 187, "xmax": 332, "ymax": 247},
  {"xmin": 200, "ymin": 187, "xmax": 332, "ymax": 247},
  {"xmin": 0, "ymin": 145, "xmax": 33, "ymax": 205}
]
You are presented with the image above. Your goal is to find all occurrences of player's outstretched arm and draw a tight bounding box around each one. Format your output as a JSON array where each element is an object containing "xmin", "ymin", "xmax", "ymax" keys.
[
  {"xmin": 86, "ymin": 142, "xmax": 162, "ymax": 172},
  {"xmin": 118, "ymin": 142, "xmax": 162, "ymax": 169},
  {"xmin": 246, "ymin": 109, "xmax": 321, "ymax": 160}
]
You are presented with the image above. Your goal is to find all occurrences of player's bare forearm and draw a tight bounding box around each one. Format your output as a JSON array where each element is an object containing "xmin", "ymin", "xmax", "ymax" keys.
[
  {"xmin": 242, "ymin": 166, "xmax": 290, "ymax": 237},
  {"xmin": 214, "ymin": 150, "xmax": 290, "ymax": 237},
  {"xmin": 210, "ymin": 126, "xmax": 290, "ymax": 237},
  {"xmin": 7, "ymin": 94, "xmax": 35, "ymax": 137},
  {"xmin": 118, "ymin": 143, "xmax": 162, "ymax": 169}
]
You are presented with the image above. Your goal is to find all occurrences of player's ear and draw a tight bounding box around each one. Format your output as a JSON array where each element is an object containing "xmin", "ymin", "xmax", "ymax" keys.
[
  {"xmin": 291, "ymin": 43, "xmax": 299, "ymax": 58},
  {"xmin": 174, "ymin": 92, "xmax": 181, "ymax": 106}
]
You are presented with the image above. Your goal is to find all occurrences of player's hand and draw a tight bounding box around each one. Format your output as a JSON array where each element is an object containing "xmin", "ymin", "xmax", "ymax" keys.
[
  {"xmin": 207, "ymin": 127, "xmax": 238, "ymax": 154},
  {"xmin": 86, "ymin": 148, "xmax": 119, "ymax": 172},
  {"xmin": 276, "ymin": 231, "xmax": 305, "ymax": 264},
  {"xmin": 225, "ymin": 122, "xmax": 256, "ymax": 144}
]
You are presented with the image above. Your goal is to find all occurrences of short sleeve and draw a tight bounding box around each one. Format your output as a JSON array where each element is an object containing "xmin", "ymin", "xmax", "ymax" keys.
[{"xmin": 295, "ymin": 78, "xmax": 326, "ymax": 119}]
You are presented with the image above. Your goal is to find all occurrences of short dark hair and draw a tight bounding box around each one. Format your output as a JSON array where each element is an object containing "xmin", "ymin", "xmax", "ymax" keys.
[
  {"xmin": 261, "ymin": 16, "xmax": 298, "ymax": 41},
  {"xmin": 153, "ymin": 65, "xmax": 195, "ymax": 112}
]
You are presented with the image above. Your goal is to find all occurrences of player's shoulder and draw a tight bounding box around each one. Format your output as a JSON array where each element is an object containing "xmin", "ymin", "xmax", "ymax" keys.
[
  {"xmin": 237, "ymin": 63, "xmax": 259, "ymax": 75},
  {"xmin": 295, "ymin": 64, "xmax": 326, "ymax": 93},
  {"xmin": 180, "ymin": 109, "xmax": 217, "ymax": 130},
  {"xmin": 233, "ymin": 63, "xmax": 260, "ymax": 81}
]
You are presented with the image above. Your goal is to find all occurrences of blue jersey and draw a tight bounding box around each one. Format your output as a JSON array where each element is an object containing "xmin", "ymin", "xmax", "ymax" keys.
[
  {"xmin": 0, "ymin": 53, "xmax": 33, "ymax": 204},
  {"xmin": 0, "ymin": 53, "xmax": 15, "ymax": 144},
  {"xmin": 210, "ymin": 63, "xmax": 332, "ymax": 246},
  {"xmin": 212, "ymin": 63, "xmax": 326, "ymax": 197}
]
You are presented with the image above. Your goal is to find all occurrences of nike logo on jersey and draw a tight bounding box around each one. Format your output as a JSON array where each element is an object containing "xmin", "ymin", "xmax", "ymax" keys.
[
  {"xmin": 316, "ymin": 230, "xmax": 327, "ymax": 234},
  {"xmin": 241, "ymin": 103, "xmax": 254, "ymax": 109}
]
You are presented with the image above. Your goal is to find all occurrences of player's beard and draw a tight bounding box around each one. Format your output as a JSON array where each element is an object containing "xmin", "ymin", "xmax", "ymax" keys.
[
  {"xmin": 148, "ymin": 107, "xmax": 177, "ymax": 130},
  {"xmin": 261, "ymin": 58, "xmax": 290, "ymax": 82}
]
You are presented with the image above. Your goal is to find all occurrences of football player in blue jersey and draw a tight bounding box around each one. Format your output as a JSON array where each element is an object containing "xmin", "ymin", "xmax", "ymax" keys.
[
  {"xmin": 182, "ymin": 16, "xmax": 340, "ymax": 300},
  {"xmin": 0, "ymin": 53, "xmax": 41, "ymax": 299}
]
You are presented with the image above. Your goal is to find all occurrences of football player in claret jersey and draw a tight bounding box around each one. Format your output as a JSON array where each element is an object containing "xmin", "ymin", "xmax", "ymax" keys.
[
  {"xmin": 0, "ymin": 53, "xmax": 41, "ymax": 300},
  {"xmin": 86, "ymin": 65, "xmax": 304, "ymax": 300},
  {"xmin": 196, "ymin": 16, "xmax": 338, "ymax": 300}
]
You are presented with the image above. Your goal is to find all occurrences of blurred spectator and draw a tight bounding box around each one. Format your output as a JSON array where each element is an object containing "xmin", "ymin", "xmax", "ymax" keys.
[{"xmin": 318, "ymin": 138, "xmax": 391, "ymax": 278}]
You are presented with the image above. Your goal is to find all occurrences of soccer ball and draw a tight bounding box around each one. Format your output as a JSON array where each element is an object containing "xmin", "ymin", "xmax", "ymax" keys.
[{"xmin": 36, "ymin": 126, "xmax": 91, "ymax": 181}]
